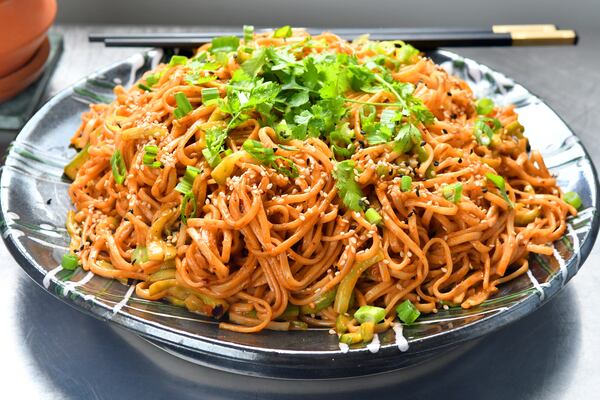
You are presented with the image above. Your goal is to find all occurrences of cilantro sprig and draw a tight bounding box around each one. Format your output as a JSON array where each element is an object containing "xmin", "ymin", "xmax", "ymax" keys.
[
  {"xmin": 333, "ymin": 160, "xmax": 364, "ymax": 211},
  {"xmin": 242, "ymin": 139, "xmax": 299, "ymax": 178}
]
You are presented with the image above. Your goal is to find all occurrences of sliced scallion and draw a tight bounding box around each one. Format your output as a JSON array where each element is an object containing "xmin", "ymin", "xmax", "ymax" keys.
[
  {"xmin": 61, "ymin": 253, "xmax": 80, "ymax": 271},
  {"xmin": 365, "ymin": 208, "xmax": 383, "ymax": 226},
  {"xmin": 476, "ymin": 98, "xmax": 494, "ymax": 115},
  {"xmin": 137, "ymin": 83, "xmax": 153, "ymax": 92},
  {"xmin": 354, "ymin": 305, "xmax": 386, "ymax": 324},
  {"xmin": 143, "ymin": 145, "xmax": 162, "ymax": 168},
  {"xmin": 131, "ymin": 246, "xmax": 148, "ymax": 264},
  {"xmin": 485, "ymin": 173, "xmax": 514, "ymax": 208},
  {"xmin": 180, "ymin": 192, "xmax": 197, "ymax": 224},
  {"xmin": 243, "ymin": 25, "xmax": 254, "ymax": 42},
  {"xmin": 396, "ymin": 300, "xmax": 420, "ymax": 324},
  {"xmin": 175, "ymin": 166, "xmax": 201, "ymax": 195},
  {"xmin": 442, "ymin": 182, "xmax": 463, "ymax": 203},
  {"xmin": 401, "ymin": 175, "xmax": 412, "ymax": 192},
  {"xmin": 110, "ymin": 149, "xmax": 127, "ymax": 185},
  {"xmin": 145, "ymin": 73, "xmax": 160, "ymax": 86},
  {"xmin": 564, "ymin": 191, "xmax": 582, "ymax": 209},
  {"xmin": 173, "ymin": 92, "xmax": 193, "ymax": 119},
  {"xmin": 168, "ymin": 55, "xmax": 188, "ymax": 66},
  {"xmin": 201, "ymin": 87, "xmax": 219, "ymax": 104}
]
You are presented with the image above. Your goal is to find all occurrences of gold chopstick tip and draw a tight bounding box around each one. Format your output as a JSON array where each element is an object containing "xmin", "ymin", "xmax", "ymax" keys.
[{"xmin": 511, "ymin": 29, "xmax": 577, "ymax": 46}]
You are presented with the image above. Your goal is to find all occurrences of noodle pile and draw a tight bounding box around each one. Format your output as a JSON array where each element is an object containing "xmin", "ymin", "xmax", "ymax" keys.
[{"xmin": 64, "ymin": 27, "xmax": 577, "ymax": 342}]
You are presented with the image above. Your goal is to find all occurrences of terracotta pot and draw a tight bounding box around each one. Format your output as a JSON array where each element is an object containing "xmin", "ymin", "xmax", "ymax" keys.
[
  {"xmin": 0, "ymin": 36, "xmax": 49, "ymax": 102},
  {"xmin": 0, "ymin": 0, "xmax": 56, "ymax": 78}
]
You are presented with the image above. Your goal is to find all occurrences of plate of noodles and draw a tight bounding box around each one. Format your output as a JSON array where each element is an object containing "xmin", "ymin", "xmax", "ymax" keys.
[{"xmin": 1, "ymin": 26, "xmax": 598, "ymax": 378}]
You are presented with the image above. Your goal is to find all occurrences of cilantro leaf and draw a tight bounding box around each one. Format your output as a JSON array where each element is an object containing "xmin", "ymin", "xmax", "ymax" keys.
[
  {"xmin": 287, "ymin": 90, "xmax": 310, "ymax": 107},
  {"xmin": 394, "ymin": 123, "xmax": 421, "ymax": 153},
  {"xmin": 273, "ymin": 25, "xmax": 293, "ymax": 39},
  {"xmin": 202, "ymin": 126, "xmax": 228, "ymax": 167},
  {"xmin": 210, "ymin": 36, "xmax": 240, "ymax": 54},
  {"xmin": 243, "ymin": 139, "xmax": 299, "ymax": 178},
  {"xmin": 241, "ymin": 48, "xmax": 267, "ymax": 77},
  {"xmin": 333, "ymin": 160, "xmax": 364, "ymax": 211}
]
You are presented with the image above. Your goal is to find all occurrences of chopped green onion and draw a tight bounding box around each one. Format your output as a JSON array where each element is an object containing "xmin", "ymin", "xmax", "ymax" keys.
[
  {"xmin": 485, "ymin": 173, "xmax": 514, "ymax": 208},
  {"xmin": 273, "ymin": 25, "xmax": 292, "ymax": 39},
  {"xmin": 168, "ymin": 55, "xmax": 188, "ymax": 66},
  {"xmin": 61, "ymin": 253, "xmax": 80, "ymax": 271},
  {"xmin": 175, "ymin": 166, "xmax": 201, "ymax": 195},
  {"xmin": 210, "ymin": 36, "xmax": 240, "ymax": 53},
  {"xmin": 396, "ymin": 299, "xmax": 420, "ymax": 324},
  {"xmin": 334, "ymin": 252, "xmax": 383, "ymax": 314},
  {"xmin": 339, "ymin": 332, "xmax": 362, "ymax": 345},
  {"xmin": 336, "ymin": 314, "xmax": 352, "ymax": 334},
  {"xmin": 243, "ymin": 25, "xmax": 254, "ymax": 42},
  {"xmin": 110, "ymin": 149, "xmax": 127, "ymax": 185},
  {"xmin": 143, "ymin": 145, "xmax": 162, "ymax": 168},
  {"xmin": 132, "ymin": 246, "xmax": 148, "ymax": 264},
  {"xmin": 474, "ymin": 117, "xmax": 501, "ymax": 146},
  {"xmin": 365, "ymin": 208, "xmax": 383, "ymax": 226},
  {"xmin": 144, "ymin": 145, "xmax": 158, "ymax": 154},
  {"xmin": 290, "ymin": 321, "xmax": 308, "ymax": 331},
  {"xmin": 476, "ymin": 98, "xmax": 495, "ymax": 115},
  {"xmin": 64, "ymin": 144, "xmax": 90, "ymax": 180},
  {"xmin": 137, "ymin": 83, "xmax": 153, "ymax": 92},
  {"xmin": 280, "ymin": 305, "xmax": 300, "ymax": 320},
  {"xmin": 354, "ymin": 305, "xmax": 386, "ymax": 324},
  {"xmin": 300, "ymin": 289, "xmax": 337, "ymax": 314},
  {"xmin": 173, "ymin": 92, "xmax": 193, "ymax": 119},
  {"xmin": 180, "ymin": 192, "xmax": 197, "ymax": 224},
  {"xmin": 201, "ymin": 87, "xmax": 219, "ymax": 104},
  {"xmin": 145, "ymin": 73, "xmax": 160, "ymax": 86},
  {"xmin": 396, "ymin": 43, "xmax": 419, "ymax": 63},
  {"xmin": 401, "ymin": 175, "xmax": 412, "ymax": 192},
  {"xmin": 564, "ymin": 191, "xmax": 582, "ymax": 209},
  {"xmin": 442, "ymin": 183, "xmax": 463, "ymax": 203}
]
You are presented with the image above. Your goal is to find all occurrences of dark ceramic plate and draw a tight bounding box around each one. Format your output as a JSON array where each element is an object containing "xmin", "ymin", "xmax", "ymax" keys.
[{"xmin": 1, "ymin": 49, "xmax": 598, "ymax": 379}]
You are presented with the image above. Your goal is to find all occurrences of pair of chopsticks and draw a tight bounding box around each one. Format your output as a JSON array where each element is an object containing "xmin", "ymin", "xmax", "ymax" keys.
[{"xmin": 90, "ymin": 24, "xmax": 577, "ymax": 48}]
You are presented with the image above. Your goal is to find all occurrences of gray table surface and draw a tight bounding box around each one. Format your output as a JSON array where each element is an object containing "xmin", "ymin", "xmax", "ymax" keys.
[{"xmin": 2, "ymin": 25, "xmax": 600, "ymax": 400}]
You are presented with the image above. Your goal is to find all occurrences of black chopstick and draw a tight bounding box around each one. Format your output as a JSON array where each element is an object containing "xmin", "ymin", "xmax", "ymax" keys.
[
  {"xmin": 89, "ymin": 25, "xmax": 560, "ymax": 42},
  {"xmin": 89, "ymin": 26, "xmax": 529, "ymax": 42},
  {"xmin": 90, "ymin": 25, "xmax": 577, "ymax": 49}
]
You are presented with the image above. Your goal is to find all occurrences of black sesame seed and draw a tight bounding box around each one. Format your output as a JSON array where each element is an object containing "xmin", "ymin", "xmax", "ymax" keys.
[
  {"xmin": 447, "ymin": 92, "xmax": 452, "ymax": 97},
  {"xmin": 408, "ymin": 210, "xmax": 415, "ymax": 217},
  {"xmin": 420, "ymin": 141, "xmax": 426, "ymax": 147},
  {"xmin": 46, "ymin": 199, "xmax": 52, "ymax": 205},
  {"xmin": 433, "ymin": 161, "xmax": 439, "ymax": 166},
  {"xmin": 450, "ymin": 113, "xmax": 457, "ymax": 119},
  {"xmin": 458, "ymin": 158, "xmax": 463, "ymax": 163},
  {"xmin": 441, "ymin": 129, "xmax": 448, "ymax": 134},
  {"xmin": 415, "ymin": 187, "xmax": 420, "ymax": 197},
  {"xmin": 482, "ymin": 188, "xmax": 488, "ymax": 193},
  {"xmin": 360, "ymin": 130, "xmax": 366, "ymax": 136}
]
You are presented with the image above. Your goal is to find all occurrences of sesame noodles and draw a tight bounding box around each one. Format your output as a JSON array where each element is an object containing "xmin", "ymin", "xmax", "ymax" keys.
[{"xmin": 64, "ymin": 28, "xmax": 576, "ymax": 341}]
